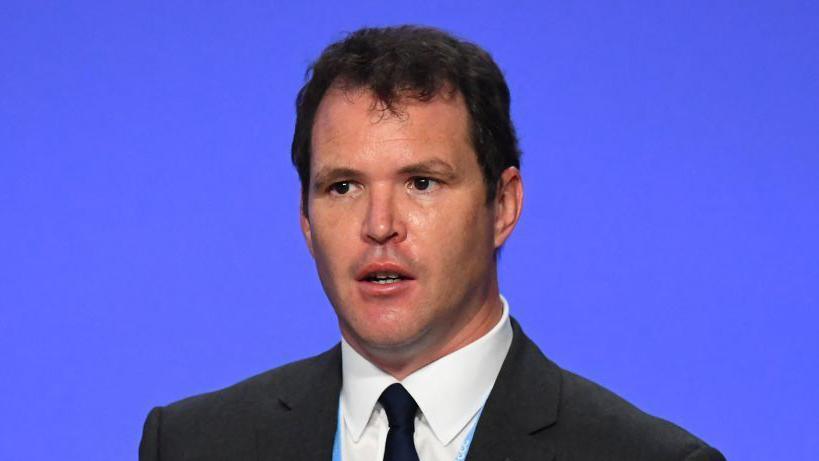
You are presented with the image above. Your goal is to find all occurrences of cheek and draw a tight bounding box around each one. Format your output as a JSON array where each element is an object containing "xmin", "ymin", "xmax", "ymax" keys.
[
  {"xmin": 310, "ymin": 214, "xmax": 357, "ymax": 279},
  {"xmin": 408, "ymin": 199, "xmax": 493, "ymax": 271}
]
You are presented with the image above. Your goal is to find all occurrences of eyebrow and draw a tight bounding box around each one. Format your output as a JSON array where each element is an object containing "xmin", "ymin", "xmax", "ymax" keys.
[
  {"xmin": 397, "ymin": 159, "xmax": 458, "ymax": 179},
  {"xmin": 311, "ymin": 167, "xmax": 362, "ymax": 191}
]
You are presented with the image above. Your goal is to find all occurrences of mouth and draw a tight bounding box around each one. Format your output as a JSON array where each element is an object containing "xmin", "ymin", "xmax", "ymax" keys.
[
  {"xmin": 367, "ymin": 273, "xmax": 406, "ymax": 284},
  {"xmin": 362, "ymin": 270, "xmax": 414, "ymax": 284},
  {"xmin": 356, "ymin": 263, "xmax": 416, "ymax": 297},
  {"xmin": 356, "ymin": 262, "xmax": 414, "ymax": 282}
]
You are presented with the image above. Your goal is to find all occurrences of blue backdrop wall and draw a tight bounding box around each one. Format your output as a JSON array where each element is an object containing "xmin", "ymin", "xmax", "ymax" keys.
[{"xmin": 2, "ymin": 1, "xmax": 817, "ymax": 459}]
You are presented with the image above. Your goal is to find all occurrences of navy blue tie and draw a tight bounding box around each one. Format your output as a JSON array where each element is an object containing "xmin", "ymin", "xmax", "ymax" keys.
[{"xmin": 379, "ymin": 383, "xmax": 420, "ymax": 461}]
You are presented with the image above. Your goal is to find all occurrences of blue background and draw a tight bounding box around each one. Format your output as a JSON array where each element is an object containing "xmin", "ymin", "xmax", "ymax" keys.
[{"xmin": 2, "ymin": 1, "xmax": 817, "ymax": 459}]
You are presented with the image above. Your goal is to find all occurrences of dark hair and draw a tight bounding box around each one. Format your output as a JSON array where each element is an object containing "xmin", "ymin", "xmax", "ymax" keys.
[{"xmin": 291, "ymin": 25, "xmax": 521, "ymax": 213}]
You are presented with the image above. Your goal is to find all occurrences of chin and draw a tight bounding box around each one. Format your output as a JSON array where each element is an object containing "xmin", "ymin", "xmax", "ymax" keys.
[{"xmin": 346, "ymin": 316, "xmax": 429, "ymax": 352}]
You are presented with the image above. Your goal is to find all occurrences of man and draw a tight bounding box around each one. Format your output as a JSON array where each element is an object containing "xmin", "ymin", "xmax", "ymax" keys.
[{"xmin": 140, "ymin": 26, "xmax": 724, "ymax": 460}]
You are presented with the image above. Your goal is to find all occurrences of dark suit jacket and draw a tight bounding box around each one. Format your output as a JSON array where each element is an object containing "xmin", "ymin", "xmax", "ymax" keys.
[{"xmin": 140, "ymin": 319, "xmax": 724, "ymax": 460}]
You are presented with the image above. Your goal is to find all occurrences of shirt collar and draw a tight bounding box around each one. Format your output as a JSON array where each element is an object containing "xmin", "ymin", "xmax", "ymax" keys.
[{"xmin": 340, "ymin": 295, "xmax": 513, "ymax": 445}]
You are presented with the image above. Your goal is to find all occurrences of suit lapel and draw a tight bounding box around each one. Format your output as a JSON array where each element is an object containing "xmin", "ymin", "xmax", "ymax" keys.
[
  {"xmin": 254, "ymin": 345, "xmax": 342, "ymax": 461},
  {"xmin": 467, "ymin": 318, "xmax": 560, "ymax": 461}
]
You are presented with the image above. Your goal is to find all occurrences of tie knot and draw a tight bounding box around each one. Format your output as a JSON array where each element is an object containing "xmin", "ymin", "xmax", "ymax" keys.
[{"xmin": 378, "ymin": 383, "xmax": 418, "ymax": 428}]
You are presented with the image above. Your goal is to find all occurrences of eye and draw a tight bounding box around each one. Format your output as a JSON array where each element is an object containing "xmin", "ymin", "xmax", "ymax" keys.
[
  {"xmin": 408, "ymin": 177, "xmax": 440, "ymax": 192},
  {"xmin": 328, "ymin": 181, "xmax": 358, "ymax": 196}
]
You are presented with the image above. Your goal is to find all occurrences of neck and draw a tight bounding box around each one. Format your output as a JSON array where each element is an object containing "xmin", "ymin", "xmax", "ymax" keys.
[{"xmin": 342, "ymin": 285, "xmax": 504, "ymax": 380}]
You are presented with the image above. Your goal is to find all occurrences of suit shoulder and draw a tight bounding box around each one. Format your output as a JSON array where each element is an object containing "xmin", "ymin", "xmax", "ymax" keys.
[
  {"xmin": 554, "ymin": 368, "xmax": 723, "ymax": 460},
  {"xmin": 139, "ymin": 346, "xmax": 341, "ymax": 460}
]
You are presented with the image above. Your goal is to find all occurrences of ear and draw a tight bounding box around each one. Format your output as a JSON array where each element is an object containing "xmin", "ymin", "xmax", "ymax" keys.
[
  {"xmin": 493, "ymin": 167, "xmax": 523, "ymax": 249},
  {"xmin": 299, "ymin": 193, "xmax": 315, "ymax": 257}
]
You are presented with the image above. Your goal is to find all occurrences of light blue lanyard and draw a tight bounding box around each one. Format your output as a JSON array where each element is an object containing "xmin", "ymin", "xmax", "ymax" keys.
[{"xmin": 331, "ymin": 401, "xmax": 484, "ymax": 461}]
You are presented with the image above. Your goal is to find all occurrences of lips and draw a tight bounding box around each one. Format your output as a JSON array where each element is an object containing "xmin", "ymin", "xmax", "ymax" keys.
[
  {"xmin": 355, "ymin": 262, "xmax": 416, "ymax": 298},
  {"xmin": 355, "ymin": 262, "xmax": 415, "ymax": 282}
]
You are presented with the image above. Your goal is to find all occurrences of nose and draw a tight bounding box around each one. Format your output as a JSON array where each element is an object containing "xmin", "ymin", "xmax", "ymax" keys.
[{"xmin": 362, "ymin": 186, "xmax": 406, "ymax": 245}]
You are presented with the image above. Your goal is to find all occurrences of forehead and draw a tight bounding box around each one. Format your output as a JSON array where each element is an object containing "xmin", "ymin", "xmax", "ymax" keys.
[{"xmin": 310, "ymin": 87, "xmax": 472, "ymax": 168}]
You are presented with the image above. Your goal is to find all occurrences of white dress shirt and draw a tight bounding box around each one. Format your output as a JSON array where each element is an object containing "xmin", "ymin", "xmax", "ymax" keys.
[{"xmin": 339, "ymin": 295, "xmax": 513, "ymax": 461}]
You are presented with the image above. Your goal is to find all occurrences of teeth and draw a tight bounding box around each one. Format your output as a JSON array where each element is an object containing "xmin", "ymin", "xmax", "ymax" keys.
[
  {"xmin": 373, "ymin": 278, "xmax": 400, "ymax": 284},
  {"xmin": 364, "ymin": 271, "xmax": 406, "ymax": 284}
]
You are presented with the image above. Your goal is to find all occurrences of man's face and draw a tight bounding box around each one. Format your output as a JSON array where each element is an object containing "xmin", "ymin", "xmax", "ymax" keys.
[{"xmin": 301, "ymin": 87, "xmax": 515, "ymax": 358}]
